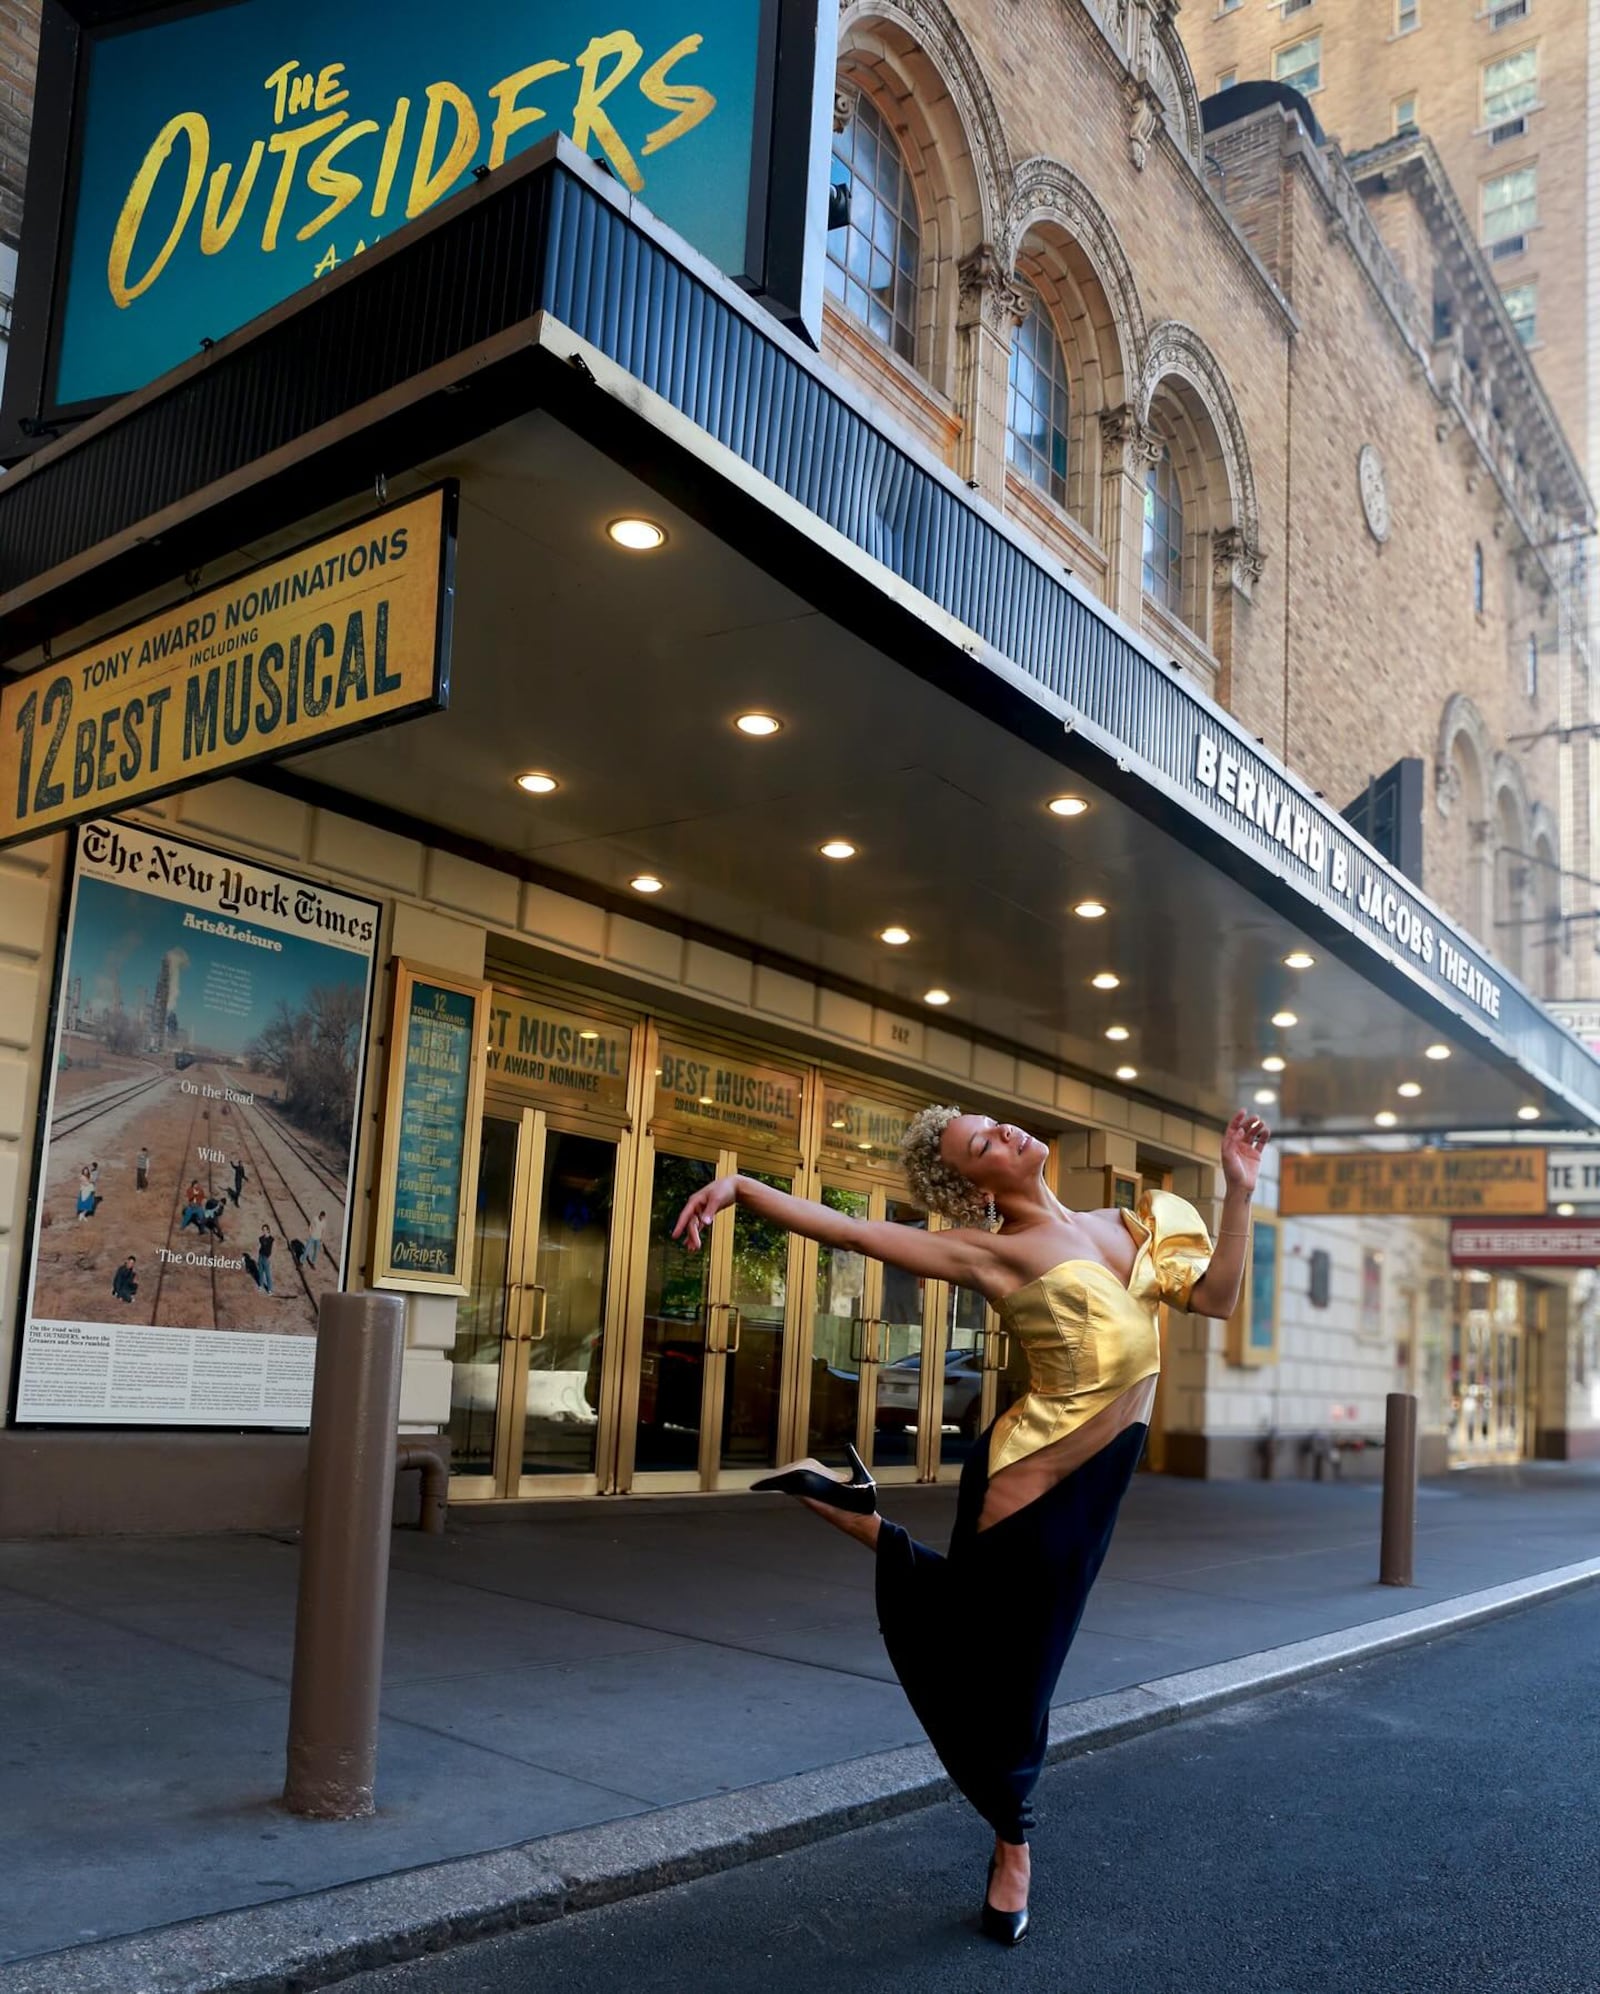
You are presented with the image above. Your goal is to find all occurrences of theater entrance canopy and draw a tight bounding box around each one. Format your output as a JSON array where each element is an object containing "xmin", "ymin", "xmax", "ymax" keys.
[{"xmin": 2, "ymin": 141, "xmax": 1597, "ymax": 1141}]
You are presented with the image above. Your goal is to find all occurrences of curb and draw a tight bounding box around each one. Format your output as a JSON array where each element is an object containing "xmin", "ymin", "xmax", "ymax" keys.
[{"xmin": 10, "ymin": 1556, "xmax": 1600, "ymax": 1994}]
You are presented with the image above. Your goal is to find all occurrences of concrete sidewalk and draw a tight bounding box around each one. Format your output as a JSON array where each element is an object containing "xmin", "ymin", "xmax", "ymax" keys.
[{"xmin": 2, "ymin": 1463, "xmax": 1597, "ymax": 1982}]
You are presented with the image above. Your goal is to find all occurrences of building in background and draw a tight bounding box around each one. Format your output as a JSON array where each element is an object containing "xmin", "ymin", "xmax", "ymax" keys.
[{"xmin": 0, "ymin": 0, "xmax": 1596, "ymax": 1535}]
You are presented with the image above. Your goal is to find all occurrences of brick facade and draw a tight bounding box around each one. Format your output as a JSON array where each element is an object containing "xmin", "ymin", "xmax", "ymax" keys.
[{"xmin": 0, "ymin": 0, "xmax": 39, "ymax": 250}]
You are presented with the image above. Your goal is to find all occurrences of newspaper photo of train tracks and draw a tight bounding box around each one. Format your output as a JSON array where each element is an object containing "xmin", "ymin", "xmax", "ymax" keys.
[{"xmin": 16, "ymin": 819, "xmax": 379, "ymax": 1426}]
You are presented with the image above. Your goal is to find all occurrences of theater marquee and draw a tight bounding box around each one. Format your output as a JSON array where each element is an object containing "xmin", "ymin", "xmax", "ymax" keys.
[
  {"xmin": 0, "ymin": 486, "xmax": 455, "ymax": 847},
  {"xmin": 1279, "ymin": 1148, "xmax": 1547, "ymax": 1218}
]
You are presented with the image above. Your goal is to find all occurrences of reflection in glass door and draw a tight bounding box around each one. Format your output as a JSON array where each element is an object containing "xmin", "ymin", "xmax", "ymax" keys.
[
  {"xmin": 941, "ymin": 1284, "xmax": 992, "ymax": 1468},
  {"xmin": 634, "ymin": 1151, "xmax": 717, "ymax": 1475},
  {"xmin": 806, "ymin": 1187, "xmax": 871, "ymax": 1467},
  {"xmin": 449, "ymin": 1109, "xmax": 624, "ymax": 1497},
  {"xmin": 719, "ymin": 1169, "xmax": 793, "ymax": 1473},
  {"xmin": 520, "ymin": 1131, "xmax": 617, "ymax": 1477},
  {"xmin": 869, "ymin": 1200, "xmax": 931, "ymax": 1477},
  {"xmin": 449, "ymin": 1116, "xmax": 520, "ymax": 1492}
]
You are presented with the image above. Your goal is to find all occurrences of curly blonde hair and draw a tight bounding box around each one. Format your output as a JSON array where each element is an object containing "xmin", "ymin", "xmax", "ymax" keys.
[{"xmin": 898, "ymin": 1105, "xmax": 995, "ymax": 1228}]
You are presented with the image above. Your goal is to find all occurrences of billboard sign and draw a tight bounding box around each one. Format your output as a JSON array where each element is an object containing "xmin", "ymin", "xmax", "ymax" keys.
[
  {"xmin": 4, "ymin": 0, "xmax": 833, "ymax": 435},
  {"xmin": 0, "ymin": 486, "xmax": 455, "ymax": 849},
  {"xmin": 1279, "ymin": 1147, "xmax": 1547, "ymax": 1218},
  {"xmin": 14, "ymin": 818, "xmax": 380, "ymax": 1427}
]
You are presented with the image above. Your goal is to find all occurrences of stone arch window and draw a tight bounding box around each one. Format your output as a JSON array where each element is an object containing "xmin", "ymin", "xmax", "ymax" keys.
[
  {"xmin": 1473, "ymin": 541, "xmax": 1486, "ymax": 615},
  {"xmin": 827, "ymin": 95, "xmax": 922, "ymax": 365},
  {"xmin": 1006, "ymin": 286, "xmax": 1070, "ymax": 506},
  {"xmin": 1435, "ymin": 694, "xmax": 1495, "ymax": 944},
  {"xmin": 1526, "ymin": 631, "xmax": 1539, "ymax": 703},
  {"xmin": 1494, "ymin": 782, "xmax": 1528, "ymax": 979},
  {"xmin": 1142, "ymin": 440, "xmax": 1184, "ymax": 612},
  {"xmin": 1530, "ymin": 809, "xmax": 1562, "ymax": 998}
]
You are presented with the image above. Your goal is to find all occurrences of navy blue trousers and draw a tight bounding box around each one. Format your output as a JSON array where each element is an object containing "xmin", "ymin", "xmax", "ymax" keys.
[{"xmin": 873, "ymin": 1420, "xmax": 1146, "ymax": 1844}]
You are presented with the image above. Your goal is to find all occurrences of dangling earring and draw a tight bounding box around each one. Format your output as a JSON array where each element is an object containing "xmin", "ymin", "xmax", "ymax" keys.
[{"xmin": 984, "ymin": 1193, "xmax": 998, "ymax": 1229}]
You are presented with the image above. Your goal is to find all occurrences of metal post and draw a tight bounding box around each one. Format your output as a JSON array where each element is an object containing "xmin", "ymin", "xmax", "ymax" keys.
[
  {"xmin": 1379, "ymin": 1391, "xmax": 1419, "ymax": 1587},
  {"xmin": 283, "ymin": 1290, "xmax": 406, "ymax": 1818}
]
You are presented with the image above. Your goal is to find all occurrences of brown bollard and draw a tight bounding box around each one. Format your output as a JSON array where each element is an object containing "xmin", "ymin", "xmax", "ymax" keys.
[
  {"xmin": 1379, "ymin": 1391, "xmax": 1419, "ymax": 1587},
  {"xmin": 283, "ymin": 1290, "xmax": 406, "ymax": 1818}
]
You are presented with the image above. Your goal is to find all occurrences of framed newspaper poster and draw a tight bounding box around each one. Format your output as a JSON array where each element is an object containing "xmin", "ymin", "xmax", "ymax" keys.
[
  {"xmin": 14, "ymin": 818, "xmax": 381, "ymax": 1427},
  {"xmin": 370, "ymin": 960, "xmax": 491, "ymax": 1294}
]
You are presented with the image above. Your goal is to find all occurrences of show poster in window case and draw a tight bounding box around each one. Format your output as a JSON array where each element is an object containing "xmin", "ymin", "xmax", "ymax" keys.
[
  {"xmin": 15, "ymin": 819, "xmax": 380, "ymax": 1426},
  {"xmin": 370, "ymin": 961, "xmax": 491, "ymax": 1294}
]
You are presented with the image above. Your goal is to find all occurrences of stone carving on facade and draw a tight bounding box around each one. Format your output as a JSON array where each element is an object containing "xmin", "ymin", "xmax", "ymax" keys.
[
  {"xmin": 833, "ymin": 86, "xmax": 858, "ymax": 134},
  {"xmin": 1123, "ymin": 78, "xmax": 1165, "ymax": 172},
  {"xmin": 1138, "ymin": 321, "xmax": 1262, "ymax": 555},
  {"xmin": 1212, "ymin": 526, "xmax": 1266, "ymax": 593},
  {"xmin": 1434, "ymin": 693, "xmax": 1495, "ymax": 821},
  {"xmin": 839, "ymin": 0, "xmax": 1013, "ymax": 253},
  {"xmin": 1006, "ymin": 157, "xmax": 1147, "ymax": 386},
  {"xmin": 956, "ymin": 245, "xmax": 1030, "ymax": 336},
  {"xmin": 1099, "ymin": 402, "xmax": 1162, "ymax": 471}
]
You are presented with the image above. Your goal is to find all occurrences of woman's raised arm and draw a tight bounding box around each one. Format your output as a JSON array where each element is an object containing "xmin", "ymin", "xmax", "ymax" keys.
[{"xmin": 672, "ymin": 1173, "xmax": 989, "ymax": 1286}]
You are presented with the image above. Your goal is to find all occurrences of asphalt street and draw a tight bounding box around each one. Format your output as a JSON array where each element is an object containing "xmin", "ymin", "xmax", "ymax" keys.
[{"xmin": 334, "ymin": 1584, "xmax": 1600, "ymax": 1994}]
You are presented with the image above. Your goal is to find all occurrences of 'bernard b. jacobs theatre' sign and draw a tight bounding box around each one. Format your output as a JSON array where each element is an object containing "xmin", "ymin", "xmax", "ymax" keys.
[
  {"xmin": 38, "ymin": 0, "xmax": 825, "ymax": 409},
  {"xmin": 1191, "ymin": 732, "xmax": 1507, "ymax": 1024}
]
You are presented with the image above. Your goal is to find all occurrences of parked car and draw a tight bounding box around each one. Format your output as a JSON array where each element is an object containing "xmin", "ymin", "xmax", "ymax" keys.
[{"xmin": 875, "ymin": 1348, "xmax": 984, "ymax": 1436}]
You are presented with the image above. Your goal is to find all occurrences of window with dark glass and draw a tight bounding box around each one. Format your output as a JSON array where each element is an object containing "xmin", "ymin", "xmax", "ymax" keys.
[
  {"xmin": 1501, "ymin": 281, "xmax": 1536, "ymax": 345},
  {"xmin": 1006, "ymin": 287, "xmax": 1070, "ymax": 507},
  {"xmin": 1273, "ymin": 33, "xmax": 1322, "ymax": 92},
  {"xmin": 1473, "ymin": 542, "xmax": 1486, "ymax": 615},
  {"xmin": 825, "ymin": 96, "xmax": 921, "ymax": 365},
  {"xmin": 1142, "ymin": 443, "xmax": 1184, "ymax": 612}
]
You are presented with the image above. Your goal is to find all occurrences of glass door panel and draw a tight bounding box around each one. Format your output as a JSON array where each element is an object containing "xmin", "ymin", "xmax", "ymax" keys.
[
  {"xmin": 941, "ymin": 1284, "xmax": 989, "ymax": 1465},
  {"xmin": 634, "ymin": 1151, "xmax": 715, "ymax": 1474},
  {"xmin": 719, "ymin": 1169, "xmax": 792, "ymax": 1472},
  {"xmin": 872, "ymin": 1199, "xmax": 929, "ymax": 1472},
  {"xmin": 807, "ymin": 1186, "xmax": 870, "ymax": 1467},
  {"xmin": 520, "ymin": 1131, "xmax": 617, "ymax": 1478},
  {"xmin": 449, "ymin": 1116, "xmax": 520, "ymax": 1485}
]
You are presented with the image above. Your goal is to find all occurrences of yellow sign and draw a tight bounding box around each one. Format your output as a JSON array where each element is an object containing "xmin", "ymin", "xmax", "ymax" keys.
[
  {"xmin": 0, "ymin": 486, "xmax": 455, "ymax": 846},
  {"xmin": 1279, "ymin": 1148, "xmax": 1547, "ymax": 1217},
  {"xmin": 653, "ymin": 1039, "xmax": 803, "ymax": 1149},
  {"xmin": 820, "ymin": 1089, "xmax": 914, "ymax": 1171},
  {"xmin": 485, "ymin": 992, "xmax": 632, "ymax": 1116}
]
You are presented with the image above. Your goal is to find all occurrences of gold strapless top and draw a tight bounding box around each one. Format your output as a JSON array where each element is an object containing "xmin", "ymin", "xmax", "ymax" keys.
[{"xmin": 987, "ymin": 1190, "xmax": 1213, "ymax": 1476}]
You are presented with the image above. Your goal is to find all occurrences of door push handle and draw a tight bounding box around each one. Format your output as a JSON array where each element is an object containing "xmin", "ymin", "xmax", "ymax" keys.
[
  {"xmin": 704, "ymin": 1300, "xmax": 740, "ymax": 1355},
  {"xmin": 979, "ymin": 1327, "xmax": 1010, "ymax": 1373},
  {"xmin": 505, "ymin": 1281, "xmax": 548, "ymax": 1343}
]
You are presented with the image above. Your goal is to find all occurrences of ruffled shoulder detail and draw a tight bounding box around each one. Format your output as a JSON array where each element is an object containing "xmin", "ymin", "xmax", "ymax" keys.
[{"xmin": 1121, "ymin": 1188, "xmax": 1213, "ymax": 1310}]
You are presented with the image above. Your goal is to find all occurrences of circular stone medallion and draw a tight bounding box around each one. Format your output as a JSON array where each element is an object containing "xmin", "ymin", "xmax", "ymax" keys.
[{"xmin": 1358, "ymin": 443, "xmax": 1391, "ymax": 544}]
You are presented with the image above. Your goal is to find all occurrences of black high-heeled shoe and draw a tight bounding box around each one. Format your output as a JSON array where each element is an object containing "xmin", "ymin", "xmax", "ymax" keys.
[
  {"xmin": 981, "ymin": 1856, "xmax": 1030, "ymax": 1946},
  {"xmin": 751, "ymin": 1442, "xmax": 876, "ymax": 1514}
]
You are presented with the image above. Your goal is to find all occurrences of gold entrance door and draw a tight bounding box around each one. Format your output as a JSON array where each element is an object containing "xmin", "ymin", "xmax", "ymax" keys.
[
  {"xmin": 448, "ymin": 1107, "xmax": 627, "ymax": 1498},
  {"xmin": 623, "ymin": 1138, "xmax": 801, "ymax": 1491}
]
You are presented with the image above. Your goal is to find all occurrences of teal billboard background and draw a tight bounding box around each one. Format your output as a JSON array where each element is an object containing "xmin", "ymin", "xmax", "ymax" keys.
[{"xmin": 55, "ymin": 0, "xmax": 766, "ymax": 405}]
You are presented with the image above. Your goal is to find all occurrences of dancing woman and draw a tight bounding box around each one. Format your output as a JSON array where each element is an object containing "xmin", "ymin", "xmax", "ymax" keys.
[{"xmin": 673, "ymin": 1105, "xmax": 1269, "ymax": 1946}]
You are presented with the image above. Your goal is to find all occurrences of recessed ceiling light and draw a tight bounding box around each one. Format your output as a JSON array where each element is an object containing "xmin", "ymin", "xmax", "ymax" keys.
[
  {"xmin": 1283, "ymin": 950, "xmax": 1315, "ymax": 970},
  {"xmin": 515, "ymin": 770, "xmax": 559, "ymax": 794},
  {"xmin": 630, "ymin": 874, "xmax": 664, "ymax": 894},
  {"xmin": 1091, "ymin": 972, "xmax": 1121, "ymax": 991},
  {"xmin": 579, "ymin": 1030, "xmax": 599, "ymax": 1042},
  {"xmin": 607, "ymin": 517, "xmax": 666, "ymax": 551},
  {"xmin": 1074, "ymin": 900, "xmax": 1107, "ymax": 920},
  {"xmin": 1262, "ymin": 1055, "xmax": 1286, "ymax": 1073},
  {"xmin": 734, "ymin": 712, "xmax": 782, "ymax": 737},
  {"xmin": 1271, "ymin": 1010, "xmax": 1298, "ymax": 1029},
  {"xmin": 1425, "ymin": 1043, "xmax": 1451, "ymax": 1061},
  {"xmin": 879, "ymin": 925, "xmax": 912, "ymax": 946},
  {"xmin": 923, "ymin": 988, "xmax": 951, "ymax": 1007},
  {"xmin": 1375, "ymin": 1110, "xmax": 1398, "ymax": 1128},
  {"xmin": 819, "ymin": 839, "xmax": 857, "ymax": 860},
  {"xmin": 698, "ymin": 1094, "xmax": 713, "ymax": 1106},
  {"xmin": 1558, "ymin": 1202, "xmax": 1576, "ymax": 1216},
  {"xmin": 1517, "ymin": 1104, "xmax": 1540, "ymax": 1121},
  {"xmin": 1115, "ymin": 1065, "xmax": 1138, "ymax": 1081},
  {"xmin": 1106, "ymin": 1025, "xmax": 1131, "ymax": 1042},
  {"xmin": 1397, "ymin": 1081, "xmax": 1422, "ymax": 1099},
  {"xmin": 1048, "ymin": 795, "xmax": 1090, "ymax": 818},
  {"xmin": 830, "ymin": 1118, "xmax": 847, "ymax": 1130},
  {"xmin": 858, "ymin": 1140, "xmax": 872, "ymax": 1150},
  {"xmin": 1254, "ymin": 1089, "xmax": 1277, "ymax": 1105}
]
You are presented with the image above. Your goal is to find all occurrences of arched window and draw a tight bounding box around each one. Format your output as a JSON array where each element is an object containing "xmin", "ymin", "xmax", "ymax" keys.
[
  {"xmin": 1473, "ymin": 542, "xmax": 1485, "ymax": 615},
  {"xmin": 1142, "ymin": 443, "xmax": 1184, "ymax": 612},
  {"xmin": 826, "ymin": 97, "xmax": 920, "ymax": 365},
  {"xmin": 1526, "ymin": 632, "xmax": 1539, "ymax": 702},
  {"xmin": 1006, "ymin": 287, "xmax": 1070, "ymax": 506}
]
